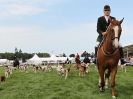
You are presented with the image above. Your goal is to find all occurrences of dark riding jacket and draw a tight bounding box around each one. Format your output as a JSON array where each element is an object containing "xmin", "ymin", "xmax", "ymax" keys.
[{"xmin": 97, "ymin": 16, "xmax": 115, "ymax": 42}]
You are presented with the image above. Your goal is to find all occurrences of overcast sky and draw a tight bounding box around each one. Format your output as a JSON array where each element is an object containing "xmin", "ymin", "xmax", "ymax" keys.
[{"xmin": 0, "ymin": 0, "xmax": 133, "ymax": 55}]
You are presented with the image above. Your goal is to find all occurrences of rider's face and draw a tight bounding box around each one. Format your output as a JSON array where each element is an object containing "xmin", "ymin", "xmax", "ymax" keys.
[{"xmin": 104, "ymin": 9, "xmax": 111, "ymax": 16}]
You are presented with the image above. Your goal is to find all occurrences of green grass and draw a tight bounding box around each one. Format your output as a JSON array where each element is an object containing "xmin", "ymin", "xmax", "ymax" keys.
[{"xmin": 0, "ymin": 65, "xmax": 133, "ymax": 99}]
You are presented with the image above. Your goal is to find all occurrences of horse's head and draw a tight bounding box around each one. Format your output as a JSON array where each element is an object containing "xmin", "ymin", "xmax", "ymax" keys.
[{"xmin": 107, "ymin": 18, "xmax": 124, "ymax": 48}]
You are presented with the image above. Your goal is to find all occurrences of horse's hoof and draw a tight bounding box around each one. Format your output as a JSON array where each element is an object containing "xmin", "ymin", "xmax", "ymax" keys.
[
  {"xmin": 105, "ymin": 85, "xmax": 108, "ymax": 89},
  {"xmin": 112, "ymin": 96, "xmax": 116, "ymax": 98},
  {"xmin": 99, "ymin": 87, "xmax": 105, "ymax": 92},
  {"xmin": 98, "ymin": 84, "xmax": 101, "ymax": 88}
]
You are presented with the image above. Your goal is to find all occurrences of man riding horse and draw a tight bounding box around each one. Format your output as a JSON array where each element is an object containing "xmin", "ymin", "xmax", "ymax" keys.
[
  {"xmin": 95, "ymin": 5, "xmax": 124, "ymax": 98},
  {"xmin": 75, "ymin": 53, "xmax": 80, "ymax": 63},
  {"xmin": 75, "ymin": 53, "xmax": 81, "ymax": 69},
  {"xmin": 95, "ymin": 5, "xmax": 124, "ymax": 60},
  {"xmin": 13, "ymin": 56, "xmax": 20, "ymax": 68}
]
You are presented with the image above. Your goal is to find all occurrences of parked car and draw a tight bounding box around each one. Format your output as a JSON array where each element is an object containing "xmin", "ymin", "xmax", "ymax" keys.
[{"xmin": 125, "ymin": 61, "xmax": 133, "ymax": 66}]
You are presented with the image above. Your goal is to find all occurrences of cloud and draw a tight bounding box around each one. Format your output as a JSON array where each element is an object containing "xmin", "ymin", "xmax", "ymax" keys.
[
  {"xmin": 0, "ymin": 26, "xmax": 44, "ymax": 52},
  {"xmin": 0, "ymin": 4, "xmax": 47, "ymax": 16},
  {"xmin": 121, "ymin": 24, "xmax": 133, "ymax": 46},
  {"xmin": 0, "ymin": 0, "xmax": 63, "ymax": 6},
  {"xmin": 39, "ymin": 22, "xmax": 97, "ymax": 54},
  {"xmin": 0, "ymin": 22, "xmax": 132, "ymax": 54},
  {"xmin": 0, "ymin": 22, "xmax": 97, "ymax": 54},
  {"xmin": 0, "ymin": 0, "xmax": 62, "ymax": 3},
  {"xmin": 42, "ymin": 22, "xmax": 133, "ymax": 54},
  {"xmin": 0, "ymin": 0, "xmax": 64, "ymax": 16},
  {"xmin": 31, "ymin": 0, "xmax": 64, "ymax": 5}
]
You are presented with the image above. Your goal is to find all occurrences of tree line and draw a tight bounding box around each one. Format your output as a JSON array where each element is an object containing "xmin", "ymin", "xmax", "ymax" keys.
[
  {"xmin": 0, "ymin": 48, "xmax": 50, "ymax": 62},
  {"xmin": 0, "ymin": 48, "xmax": 94, "ymax": 62}
]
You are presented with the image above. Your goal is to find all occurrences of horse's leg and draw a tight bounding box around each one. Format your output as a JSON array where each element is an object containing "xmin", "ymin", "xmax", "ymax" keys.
[
  {"xmin": 83, "ymin": 69, "xmax": 85, "ymax": 77},
  {"xmin": 98, "ymin": 66, "xmax": 105, "ymax": 92},
  {"xmin": 124, "ymin": 64, "xmax": 126, "ymax": 73},
  {"xmin": 80, "ymin": 71, "xmax": 83, "ymax": 77},
  {"xmin": 79, "ymin": 68, "xmax": 81, "ymax": 77},
  {"xmin": 75, "ymin": 64, "xmax": 79, "ymax": 69},
  {"xmin": 121, "ymin": 65, "xmax": 124, "ymax": 72},
  {"xmin": 82, "ymin": 71, "xmax": 83, "ymax": 77},
  {"xmin": 65, "ymin": 69, "xmax": 68, "ymax": 80},
  {"xmin": 87, "ymin": 63, "xmax": 90, "ymax": 73},
  {"xmin": 74, "ymin": 64, "xmax": 77, "ymax": 69},
  {"xmin": 95, "ymin": 65, "xmax": 98, "ymax": 72},
  {"xmin": 105, "ymin": 69, "xmax": 111, "ymax": 89},
  {"xmin": 81, "ymin": 68, "xmax": 84, "ymax": 77},
  {"xmin": 111, "ymin": 67, "xmax": 117, "ymax": 98}
]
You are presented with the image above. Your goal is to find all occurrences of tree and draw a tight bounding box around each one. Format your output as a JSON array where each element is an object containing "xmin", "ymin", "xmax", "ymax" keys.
[
  {"xmin": 69, "ymin": 54, "xmax": 75, "ymax": 57},
  {"xmin": 15, "ymin": 47, "xmax": 18, "ymax": 53},
  {"xmin": 18, "ymin": 49, "xmax": 23, "ymax": 59},
  {"xmin": 14, "ymin": 47, "xmax": 19, "ymax": 59},
  {"xmin": 14, "ymin": 48, "xmax": 24, "ymax": 60},
  {"xmin": 62, "ymin": 53, "xmax": 66, "ymax": 57},
  {"xmin": 37, "ymin": 53, "xmax": 50, "ymax": 57},
  {"xmin": 90, "ymin": 52, "xmax": 95, "ymax": 58},
  {"xmin": 81, "ymin": 51, "xmax": 90, "ymax": 57},
  {"xmin": 0, "ymin": 53, "xmax": 14, "ymax": 60}
]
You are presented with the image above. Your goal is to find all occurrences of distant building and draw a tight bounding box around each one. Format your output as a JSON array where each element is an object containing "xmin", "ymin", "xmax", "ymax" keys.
[{"xmin": 123, "ymin": 44, "xmax": 133, "ymax": 57}]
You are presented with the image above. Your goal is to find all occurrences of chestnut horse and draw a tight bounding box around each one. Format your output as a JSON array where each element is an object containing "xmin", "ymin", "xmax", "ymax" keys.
[{"xmin": 97, "ymin": 18, "xmax": 124, "ymax": 98}]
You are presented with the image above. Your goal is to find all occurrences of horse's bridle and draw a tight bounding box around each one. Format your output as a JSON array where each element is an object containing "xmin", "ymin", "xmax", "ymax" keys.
[
  {"xmin": 101, "ymin": 24, "xmax": 120, "ymax": 56},
  {"xmin": 111, "ymin": 37, "xmax": 119, "ymax": 40}
]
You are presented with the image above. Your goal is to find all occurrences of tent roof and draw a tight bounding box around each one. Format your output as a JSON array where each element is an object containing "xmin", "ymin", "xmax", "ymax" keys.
[
  {"xmin": 50, "ymin": 54, "xmax": 57, "ymax": 58},
  {"xmin": 29, "ymin": 54, "xmax": 40, "ymax": 60}
]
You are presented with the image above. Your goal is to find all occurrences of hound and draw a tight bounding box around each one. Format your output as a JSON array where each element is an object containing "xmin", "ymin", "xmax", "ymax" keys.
[
  {"xmin": 78, "ymin": 62, "xmax": 86, "ymax": 77},
  {"xmin": 5, "ymin": 66, "xmax": 13, "ymax": 78},
  {"xmin": 56, "ymin": 64, "xmax": 71, "ymax": 79},
  {"xmin": 120, "ymin": 63, "xmax": 127, "ymax": 72},
  {"xmin": 19, "ymin": 64, "xmax": 26, "ymax": 72},
  {"xmin": 0, "ymin": 76, "xmax": 6, "ymax": 83},
  {"xmin": 32, "ymin": 65, "xmax": 41, "ymax": 73}
]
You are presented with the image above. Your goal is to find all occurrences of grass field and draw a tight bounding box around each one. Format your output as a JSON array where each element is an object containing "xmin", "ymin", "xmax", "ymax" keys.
[{"xmin": 0, "ymin": 64, "xmax": 133, "ymax": 99}]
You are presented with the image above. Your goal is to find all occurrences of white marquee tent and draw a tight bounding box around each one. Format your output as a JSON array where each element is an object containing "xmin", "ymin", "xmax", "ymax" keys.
[
  {"xmin": 0, "ymin": 59, "xmax": 9, "ymax": 65},
  {"xmin": 27, "ymin": 54, "xmax": 42, "ymax": 65},
  {"xmin": 27, "ymin": 54, "xmax": 74, "ymax": 65}
]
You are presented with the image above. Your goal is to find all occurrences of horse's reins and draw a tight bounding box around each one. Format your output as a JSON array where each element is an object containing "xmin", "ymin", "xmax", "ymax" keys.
[
  {"xmin": 98, "ymin": 23, "xmax": 111, "ymax": 48},
  {"xmin": 99, "ymin": 23, "xmax": 119, "ymax": 56}
]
